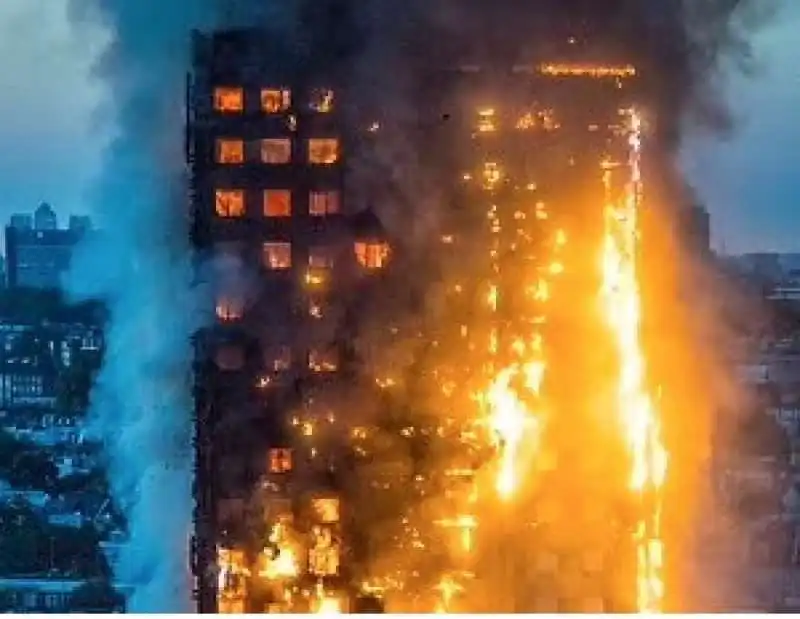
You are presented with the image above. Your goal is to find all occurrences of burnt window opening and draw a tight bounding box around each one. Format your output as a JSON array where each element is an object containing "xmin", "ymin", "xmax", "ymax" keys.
[
  {"xmin": 214, "ymin": 87, "xmax": 244, "ymax": 113},
  {"xmin": 261, "ymin": 138, "xmax": 292, "ymax": 164},
  {"xmin": 216, "ymin": 296, "xmax": 244, "ymax": 322},
  {"xmin": 216, "ymin": 139, "xmax": 245, "ymax": 164},
  {"xmin": 265, "ymin": 345, "xmax": 292, "ymax": 372},
  {"xmin": 308, "ymin": 139, "xmax": 339, "ymax": 165},
  {"xmin": 261, "ymin": 88, "xmax": 291, "ymax": 114},
  {"xmin": 354, "ymin": 241, "xmax": 389, "ymax": 269},
  {"xmin": 262, "ymin": 242, "xmax": 292, "ymax": 270},
  {"xmin": 309, "ymin": 191, "xmax": 340, "ymax": 217},
  {"xmin": 309, "ymin": 88, "xmax": 334, "ymax": 113},
  {"xmin": 309, "ymin": 348, "xmax": 338, "ymax": 373},
  {"xmin": 308, "ymin": 298, "xmax": 324, "ymax": 319},
  {"xmin": 215, "ymin": 345, "xmax": 245, "ymax": 371},
  {"xmin": 263, "ymin": 190, "xmax": 291, "ymax": 218},
  {"xmin": 215, "ymin": 190, "xmax": 245, "ymax": 218},
  {"xmin": 308, "ymin": 246, "xmax": 335, "ymax": 270},
  {"xmin": 268, "ymin": 448, "xmax": 293, "ymax": 473}
]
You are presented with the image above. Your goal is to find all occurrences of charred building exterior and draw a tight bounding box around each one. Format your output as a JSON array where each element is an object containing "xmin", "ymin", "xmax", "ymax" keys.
[{"xmin": 187, "ymin": 28, "xmax": 388, "ymax": 613}]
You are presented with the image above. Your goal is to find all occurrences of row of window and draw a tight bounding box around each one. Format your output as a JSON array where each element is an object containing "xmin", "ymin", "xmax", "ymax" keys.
[
  {"xmin": 216, "ymin": 189, "xmax": 340, "ymax": 218},
  {"xmin": 214, "ymin": 87, "xmax": 333, "ymax": 114},
  {"xmin": 213, "ymin": 241, "xmax": 389, "ymax": 281},
  {"xmin": 216, "ymin": 138, "xmax": 339, "ymax": 165}
]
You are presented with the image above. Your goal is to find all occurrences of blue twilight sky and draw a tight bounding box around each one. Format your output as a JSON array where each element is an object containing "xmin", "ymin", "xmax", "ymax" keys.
[{"xmin": 0, "ymin": 0, "xmax": 797, "ymax": 253}]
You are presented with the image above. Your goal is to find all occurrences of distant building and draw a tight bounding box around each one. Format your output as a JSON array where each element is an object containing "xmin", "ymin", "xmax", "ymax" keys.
[
  {"xmin": 9, "ymin": 214, "xmax": 33, "ymax": 231},
  {"xmin": 68, "ymin": 216, "xmax": 92, "ymax": 234},
  {"xmin": 34, "ymin": 203, "xmax": 57, "ymax": 231},
  {"xmin": 5, "ymin": 227, "xmax": 86, "ymax": 290}
]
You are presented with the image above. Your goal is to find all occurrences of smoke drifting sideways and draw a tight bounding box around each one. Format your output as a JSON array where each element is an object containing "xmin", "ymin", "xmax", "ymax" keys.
[{"xmin": 64, "ymin": 0, "xmax": 220, "ymax": 612}]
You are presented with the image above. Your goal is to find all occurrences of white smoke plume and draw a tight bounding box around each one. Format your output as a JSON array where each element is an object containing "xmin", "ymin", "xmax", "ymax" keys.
[{"xmin": 64, "ymin": 1, "xmax": 218, "ymax": 612}]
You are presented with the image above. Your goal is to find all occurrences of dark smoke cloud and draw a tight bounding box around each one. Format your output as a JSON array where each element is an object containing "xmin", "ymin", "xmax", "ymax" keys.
[{"xmin": 65, "ymin": 0, "xmax": 767, "ymax": 611}]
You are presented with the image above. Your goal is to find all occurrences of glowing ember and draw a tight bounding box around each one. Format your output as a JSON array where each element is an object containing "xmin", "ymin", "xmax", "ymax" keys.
[{"xmin": 601, "ymin": 109, "xmax": 668, "ymax": 612}]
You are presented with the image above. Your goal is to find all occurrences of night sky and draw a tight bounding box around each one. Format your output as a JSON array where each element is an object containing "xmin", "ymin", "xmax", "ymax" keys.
[{"xmin": 0, "ymin": 0, "xmax": 797, "ymax": 253}]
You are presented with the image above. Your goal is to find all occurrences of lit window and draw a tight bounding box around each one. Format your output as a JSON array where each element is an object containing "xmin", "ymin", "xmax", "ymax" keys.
[
  {"xmin": 354, "ymin": 242, "xmax": 389, "ymax": 269},
  {"xmin": 261, "ymin": 139, "xmax": 292, "ymax": 164},
  {"xmin": 268, "ymin": 448, "xmax": 293, "ymax": 473},
  {"xmin": 309, "ymin": 348, "xmax": 338, "ymax": 373},
  {"xmin": 308, "ymin": 247, "xmax": 335, "ymax": 270},
  {"xmin": 309, "ymin": 191, "xmax": 340, "ymax": 216},
  {"xmin": 214, "ymin": 87, "xmax": 244, "ymax": 113},
  {"xmin": 215, "ymin": 190, "xmax": 245, "ymax": 217},
  {"xmin": 263, "ymin": 242, "xmax": 292, "ymax": 270},
  {"xmin": 309, "ymin": 88, "xmax": 334, "ymax": 113},
  {"xmin": 261, "ymin": 88, "xmax": 291, "ymax": 113},
  {"xmin": 263, "ymin": 190, "xmax": 291, "ymax": 217},
  {"xmin": 265, "ymin": 346, "xmax": 292, "ymax": 372},
  {"xmin": 216, "ymin": 139, "xmax": 245, "ymax": 164},
  {"xmin": 311, "ymin": 497, "xmax": 340, "ymax": 523},
  {"xmin": 216, "ymin": 296, "xmax": 244, "ymax": 322},
  {"xmin": 308, "ymin": 139, "xmax": 339, "ymax": 165}
]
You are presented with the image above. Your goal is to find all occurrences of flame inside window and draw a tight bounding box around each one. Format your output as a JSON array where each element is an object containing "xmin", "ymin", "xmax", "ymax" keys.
[
  {"xmin": 354, "ymin": 242, "xmax": 389, "ymax": 269},
  {"xmin": 311, "ymin": 497, "xmax": 340, "ymax": 523},
  {"xmin": 215, "ymin": 296, "xmax": 244, "ymax": 322},
  {"xmin": 263, "ymin": 190, "xmax": 291, "ymax": 217},
  {"xmin": 268, "ymin": 448, "xmax": 293, "ymax": 473},
  {"xmin": 265, "ymin": 345, "xmax": 292, "ymax": 372},
  {"xmin": 261, "ymin": 139, "xmax": 292, "ymax": 164},
  {"xmin": 308, "ymin": 139, "xmax": 339, "ymax": 165},
  {"xmin": 216, "ymin": 139, "xmax": 245, "ymax": 164},
  {"xmin": 215, "ymin": 190, "xmax": 245, "ymax": 218},
  {"xmin": 263, "ymin": 242, "xmax": 292, "ymax": 270},
  {"xmin": 217, "ymin": 548, "xmax": 248, "ymax": 613},
  {"xmin": 309, "ymin": 88, "xmax": 334, "ymax": 113},
  {"xmin": 214, "ymin": 87, "xmax": 244, "ymax": 113},
  {"xmin": 309, "ymin": 191, "xmax": 340, "ymax": 216},
  {"xmin": 261, "ymin": 88, "xmax": 291, "ymax": 113},
  {"xmin": 309, "ymin": 349, "xmax": 338, "ymax": 373}
]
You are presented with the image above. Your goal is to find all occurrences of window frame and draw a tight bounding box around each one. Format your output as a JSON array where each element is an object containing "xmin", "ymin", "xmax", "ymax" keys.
[
  {"xmin": 260, "ymin": 88, "xmax": 291, "ymax": 114},
  {"xmin": 308, "ymin": 138, "xmax": 339, "ymax": 165},
  {"xmin": 214, "ymin": 87, "xmax": 244, "ymax": 114},
  {"xmin": 262, "ymin": 241, "xmax": 292, "ymax": 270},
  {"xmin": 260, "ymin": 138, "xmax": 292, "ymax": 165},
  {"xmin": 263, "ymin": 190, "xmax": 292, "ymax": 218},
  {"xmin": 215, "ymin": 138, "xmax": 245, "ymax": 165},
  {"xmin": 215, "ymin": 189, "xmax": 246, "ymax": 218},
  {"xmin": 309, "ymin": 190, "xmax": 341, "ymax": 217}
]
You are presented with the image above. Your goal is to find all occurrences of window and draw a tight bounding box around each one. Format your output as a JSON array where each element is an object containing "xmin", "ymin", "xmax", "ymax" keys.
[
  {"xmin": 214, "ymin": 87, "xmax": 244, "ymax": 113},
  {"xmin": 261, "ymin": 88, "xmax": 291, "ymax": 113},
  {"xmin": 309, "ymin": 88, "xmax": 334, "ymax": 113},
  {"xmin": 308, "ymin": 247, "xmax": 335, "ymax": 270},
  {"xmin": 216, "ymin": 139, "xmax": 245, "ymax": 164},
  {"xmin": 311, "ymin": 497, "xmax": 340, "ymax": 523},
  {"xmin": 265, "ymin": 346, "xmax": 292, "ymax": 372},
  {"xmin": 261, "ymin": 139, "xmax": 291, "ymax": 164},
  {"xmin": 308, "ymin": 139, "xmax": 339, "ymax": 165},
  {"xmin": 309, "ymin": 348, "xmax": 338, "ymax": 373},
  {"xmin": 216, "ymin": 297, "xmax": 244, "ymax": 322},
  {"xmin": 215, "ymin": 190, "xmax": 245, "ymax": 217},
  {"xmin": 309, "ymin": 191, "xmax": 340, "ymax": 216},
  {"xmin": 263, "ymin": 242, "xmax": 292, "ymax": 270},
  {"xmin": 354, "ymin": 242, "xmax": 390, "ymax": 269},
  {"xmin": 269, "ymin": 448, "xmax": 293, "ymax": 473},
  {"xmin": 263, "ymin": 190, "xmax": 291, "ymax": 217}
]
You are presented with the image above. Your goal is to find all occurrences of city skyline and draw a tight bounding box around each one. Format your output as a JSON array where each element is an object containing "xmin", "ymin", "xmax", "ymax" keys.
[{"xmin": 0, "ymin": 0, "xmax": 797, "ymax": 253}]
